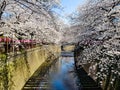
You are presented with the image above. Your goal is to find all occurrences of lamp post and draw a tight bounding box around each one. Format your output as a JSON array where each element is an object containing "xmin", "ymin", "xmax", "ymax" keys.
[
  {"xmin": 4, "ymin": 34, "xmax": 9, "ymax": 54},
  {"xmin": 3, "ymin": 33, "xmax": 9, "ymax": 90},
  {"xmin": 12, "ymin": 33, "xmax": 15, "ymax": 54},
  {"xmin": 30, "ymin": 32, "xmax": 34, "ymax": 48}
]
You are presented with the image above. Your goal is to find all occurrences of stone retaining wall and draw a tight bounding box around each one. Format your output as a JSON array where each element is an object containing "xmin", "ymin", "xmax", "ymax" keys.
[{"xmin": 0, "ymin": 45, "xmax": 61, "ymax": 90}]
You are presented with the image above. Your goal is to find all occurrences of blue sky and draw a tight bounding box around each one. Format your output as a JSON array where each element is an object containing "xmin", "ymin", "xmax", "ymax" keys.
[
  {"xmin": 61, "ymin": 0, "xmax": 86, "ymax": 15},
  {"xmin": 54, "ymin": 0, "xmax": 86, "ymax": 24}
]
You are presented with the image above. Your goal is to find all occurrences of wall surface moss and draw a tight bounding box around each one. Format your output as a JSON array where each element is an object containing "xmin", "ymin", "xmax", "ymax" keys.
[{"xmin": 0, "ymin": 45, "xmax": 61, "ymax": 90}]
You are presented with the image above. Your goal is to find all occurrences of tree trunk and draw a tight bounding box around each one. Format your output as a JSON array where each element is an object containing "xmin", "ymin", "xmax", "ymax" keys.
[{"xmin": 0, "ymin": 0, "xmax": 6, "ymax": 20}]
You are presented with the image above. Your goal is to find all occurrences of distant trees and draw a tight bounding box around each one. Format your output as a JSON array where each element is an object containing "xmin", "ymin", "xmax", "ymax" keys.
[{"xmin": 71, "ymin": 0, "xmax": 120, "ymax": 89}]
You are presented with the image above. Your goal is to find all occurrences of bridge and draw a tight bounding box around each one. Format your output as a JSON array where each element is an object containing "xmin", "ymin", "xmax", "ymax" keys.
[{"xmin": 61, "ymin": 43, "xmax": 75, "ymax": 52}]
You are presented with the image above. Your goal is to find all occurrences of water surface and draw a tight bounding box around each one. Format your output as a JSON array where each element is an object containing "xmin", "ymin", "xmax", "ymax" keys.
[{"xmin": 39, "ymin": 56, "xmax": 79, "ymax": 90}]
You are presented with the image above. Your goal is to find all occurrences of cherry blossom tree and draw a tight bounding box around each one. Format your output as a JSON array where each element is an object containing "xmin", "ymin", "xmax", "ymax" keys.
[
  {"xmin": 71, "ymin": 0, "xmax": 120, "ymax": 89},
  {"xmin": 0, "ymin": 0, "xmax": 62, "ymax": 45}
]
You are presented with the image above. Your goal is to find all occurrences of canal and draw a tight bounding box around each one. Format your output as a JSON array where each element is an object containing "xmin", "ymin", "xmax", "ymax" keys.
[
  {"xmin": 23, "ymin": 51, "xmax": 101, "ymax": 90},
  {"xmin": 38, "ymin": 52, "xmax": 80, "ymax": 90}
]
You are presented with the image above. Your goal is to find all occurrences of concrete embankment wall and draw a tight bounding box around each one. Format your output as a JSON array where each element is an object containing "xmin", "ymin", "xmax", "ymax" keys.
[
  {"xmin": 0, "ymin": 45, "xmax": 61, "ymax": 90},
  {"xmin": 74, "ymin": 46, "xmax": 120, "ymax": 90}
]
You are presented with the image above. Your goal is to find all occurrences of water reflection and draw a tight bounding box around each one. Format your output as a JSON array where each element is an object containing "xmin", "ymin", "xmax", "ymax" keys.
[{"xmin": 39, "ymin": 57, "xmax": 79, "ymax": 90}]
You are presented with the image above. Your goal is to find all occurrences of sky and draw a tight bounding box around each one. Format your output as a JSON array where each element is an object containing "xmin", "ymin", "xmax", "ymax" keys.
[
  {"xmin": 54, "ymin": 0, "xmax": 86, "ymax": 24},
  {"xmin": 61, "ymin": 0, "xmax": 86, "ymax": 15}
]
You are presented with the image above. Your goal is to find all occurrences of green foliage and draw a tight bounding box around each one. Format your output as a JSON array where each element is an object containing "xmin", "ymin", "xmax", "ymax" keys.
[
  {"xmin": 0, "ymin": 53, "xmax": 8, "ymax": 90},
  {"xmin": 0, "ymin": 53, "xmax": 6, "ymax": 60}
]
